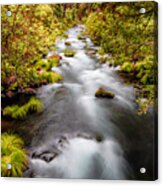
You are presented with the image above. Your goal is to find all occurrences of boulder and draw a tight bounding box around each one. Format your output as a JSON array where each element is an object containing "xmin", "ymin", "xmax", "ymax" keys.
[
  {"xmin": 95, "ymin": 87, "xmax": 115, "ymax": 99},
  {"xmin": 85, "ymin": 50, "xmax": 96, "ymax": 56},
  {"xmin": 95, "ymin": 133, "xmax": 104, "ymax": 142},
  {"xmin": 64, "ymin": 41, "xmax": 71, "ymax": 46}
]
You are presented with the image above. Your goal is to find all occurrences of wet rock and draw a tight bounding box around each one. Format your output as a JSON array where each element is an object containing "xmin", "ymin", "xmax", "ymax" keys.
[
  {"xmin": 55, "ymin": 88, "xmax": 66, "ymax": 96},
  {"xmin": 31, "ymin": 150, "xmax": 58, "ymax": 163},
  {"xmin": 95, "ymin": 87, "xmax": 115, "ymax": 99},
  {"xmin": 77, "ymin": 35, "xmax": 87, "ymax": 40},
  {"xmin": 77, "ymin": 133, "xmax": 94, "ymax": 140},
  {"xmin": 65, "ymin": 41, "xmax": 71, "ymax": 46},
  {"xmin": 85, "ymin": 47, "xmax": 98, "ymax": 56},
  {"xmin": 58, "ymin": 136, "xmax": 68, "ymax": 143},
  {"xmin": 62, "ymin": 61, "xmax": 70, "ymax": 66},
  {"xmin": 95, "ymin": 133, "xmax": 104, "ymax": 142},
  {"xmin": 85, "ymin": 50, "xmax": 96, "ymax": 56},
  {"xmin": 40, "ymin": 152, "xmax": 58, "ymax": 163}
]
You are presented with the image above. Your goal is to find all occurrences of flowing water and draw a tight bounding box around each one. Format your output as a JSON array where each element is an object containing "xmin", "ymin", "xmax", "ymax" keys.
[{"xmin": 22, "ymin": 25, "xmax": 155, "ymax": 180}]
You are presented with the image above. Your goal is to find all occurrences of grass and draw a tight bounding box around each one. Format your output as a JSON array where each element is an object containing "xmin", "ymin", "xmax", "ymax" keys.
[
  {"xmin": 1, "ymin": 133, "xmax": 28, "ymax": 177},
  {"xmin": 3, "ymin": 97, "xmax": 44, "ymax": 120}
]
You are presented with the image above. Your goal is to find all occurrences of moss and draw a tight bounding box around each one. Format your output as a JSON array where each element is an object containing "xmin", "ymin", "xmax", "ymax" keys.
[
  {"xmin": 63, "ymin": 49, "xmax": 76, "ymax": 57},
  {"xmin": 77, "ymin": 34, "xmax": 86, "ymax": 40},
  {"xmin": 3, "ymin": 97, "xmax": 43, "ymax": 120},
  {"xmin": 95, "ymin": 133, "xmax": 104, "ymax": 142},
  {"xmin": 63, "ymin": 33, "xmax": 69, "ymax": 39},
  {"xmin": 41, "ymin": 71, "xmax": 63, "ymax": 83},
  {"xmin": 95, "ymin": 87, "xmax": 115, "ymax": 98},
  {"xmin": 1, "ymin": 133, "xmax": 28, "ymax": 177}
]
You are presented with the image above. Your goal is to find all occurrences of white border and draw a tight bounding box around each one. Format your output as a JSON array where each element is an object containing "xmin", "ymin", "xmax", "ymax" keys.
[{"xmin": 1, "ymin": 0, "xmax": 162, "ymax": 186}]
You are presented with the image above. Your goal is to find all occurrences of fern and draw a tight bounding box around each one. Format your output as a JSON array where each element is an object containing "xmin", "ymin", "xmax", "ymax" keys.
[
  {"xmin": 121, "ymin": 62, "xmax": 133, "ymax": 72},
  {"xmin": 27, "ymin": 97, "xmax": 44, "ymax": 113},
  {"xmin": 1, "ymin": 133, "xmax": 28, "ymax": 177},
  {"xmin": 3, "ymin": 97, "xmax": 43, "ymax": 119}
]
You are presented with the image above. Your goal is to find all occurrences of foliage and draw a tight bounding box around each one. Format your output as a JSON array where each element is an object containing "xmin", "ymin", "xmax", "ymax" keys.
[
  {"xmin": 3, "ymin": 97, "xmax": 43, "ymax": 119},
  {"xmin": 121, "ymin": 62, "xmax": 133, "ymax": 73},
  {"xmin": 1, "ymin": 4, "xmax": 68, "ymax": 96},
  {"xmin": 1, "ymin": 133, "xmax": 28, "ymax": 177},
  {"xmin": 41, "ymin": 71, "xmax": 63, "ymax": 84},
  {"xmin": 36, "ymin": 58, "xmax": 60, "ymax": 71}
]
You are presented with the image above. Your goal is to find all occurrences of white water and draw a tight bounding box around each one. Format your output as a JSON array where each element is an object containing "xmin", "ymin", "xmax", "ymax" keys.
[{"xmin": 30, "ymin": 138, "xmax": 130, "ymax": 179}]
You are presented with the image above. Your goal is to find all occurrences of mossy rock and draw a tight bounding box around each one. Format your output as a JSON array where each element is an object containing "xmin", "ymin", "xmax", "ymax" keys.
[
  {"xmin": 85, "ymin": 50, "xmax": 96, "ymax": 56},
  {"xmin": 77, "ymin": 34, "xmax": 86, "ymax": 40},
  {"xmin": 95, "ymin": 133, "xmax": 104, "ymax": 142},
  {"xmin": 64, "ymin": 41, "xmax": 71, "ymax": 46},
  {"xmin": 64, "ymin": 49, "xmax": 76, "ymax": 57},
  {"xmin": 95, "ymin": 87, "xmax": 115, "ymax": 99},
  {"xmin": 63, "ymin": 34, "xmax": 69, "ymax": 39}
]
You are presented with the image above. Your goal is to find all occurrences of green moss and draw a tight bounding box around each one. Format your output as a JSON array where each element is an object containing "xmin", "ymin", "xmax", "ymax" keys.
[
  {"xmin": 63, "ymin": 33, "xmax": 69, "ymax": 39},
  {"xmin": 1, "ymin": 133, "xmax": 28, "ymax": 177},
  {"xmin": 3, "ymin": 97, "xmax": 43, "ymax": 120},
  {"xmin": 95, "ymin": 133, "xmax": 104, "ymax": 142},
  {"xmin": 41, "ymin": 71, "xmax": 63, "ymax": 83},
  {"xmin": 95, "ymin": 87, "xmax": 115, "ymax": 98},
  {"xmin": 63, "ymin": 49, "xmax": 76, "ymax": 57}
]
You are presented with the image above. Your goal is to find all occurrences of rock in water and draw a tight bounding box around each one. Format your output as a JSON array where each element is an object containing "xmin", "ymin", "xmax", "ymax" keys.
[
  {"xmin": 64, "ymin": 41, "xmax": 71, "ymax": 46},
  {"xmin": 95, "ymin": 87, "xmax": 115, "ymax": 99}
]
